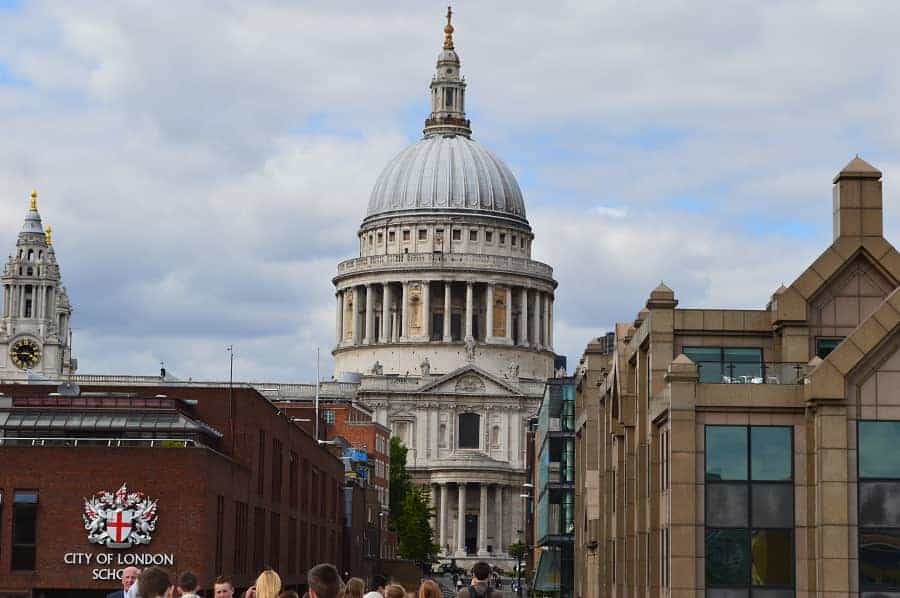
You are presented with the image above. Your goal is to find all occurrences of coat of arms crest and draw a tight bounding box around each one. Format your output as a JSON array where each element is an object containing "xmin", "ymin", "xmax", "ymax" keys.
[{"xmin": 82, "ymin": 483, "xmax": 158, "ymax": 549}]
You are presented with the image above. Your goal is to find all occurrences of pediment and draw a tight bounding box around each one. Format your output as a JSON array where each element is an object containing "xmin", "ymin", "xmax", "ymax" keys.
[{"xmin": 418, "ymin": 364, "xmax": 524, "ymax": 396}]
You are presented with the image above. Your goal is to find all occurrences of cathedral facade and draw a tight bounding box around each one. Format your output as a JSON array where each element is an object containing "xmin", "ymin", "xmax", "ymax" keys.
[{"xmin": 331, "ymin": 11, "xmax": 557, "ymax": 563}]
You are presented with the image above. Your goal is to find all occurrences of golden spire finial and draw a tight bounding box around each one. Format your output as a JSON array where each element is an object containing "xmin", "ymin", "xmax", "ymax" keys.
[
  {"xmin": 30, "ymin": 189, "xmax": 38, "ymax": 211},
  {"xmin": 45, "ymin": 225, "xmax": 52, "ymax": 246},
  {"xmin": 443, "ymin": 6, "xmax": 454, "ymax": 50}
]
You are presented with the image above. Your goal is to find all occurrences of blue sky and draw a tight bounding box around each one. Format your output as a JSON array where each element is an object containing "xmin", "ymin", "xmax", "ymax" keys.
[{"xmin": 2, "ymin": 1, "xmax": 900, "ymax": 381}]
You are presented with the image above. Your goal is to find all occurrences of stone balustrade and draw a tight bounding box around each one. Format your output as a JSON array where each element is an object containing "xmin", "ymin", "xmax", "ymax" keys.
[{"xmin": 336, "ymin": 252, "xmax": 554, "ymax": 280}]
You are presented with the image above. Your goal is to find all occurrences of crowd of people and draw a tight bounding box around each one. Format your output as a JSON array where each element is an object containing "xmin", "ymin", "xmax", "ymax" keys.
[{"xmin": 106, "ymin": 560, "xmax": 502, "ymax": 598}]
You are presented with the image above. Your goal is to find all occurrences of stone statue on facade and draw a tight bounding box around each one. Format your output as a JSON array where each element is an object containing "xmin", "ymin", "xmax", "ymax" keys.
[
  {"xmin": 420, "ymin": 356, "xmax": 431, "ymax": 377},
  {"xmin": 371, "ymin": 360, "xmax": 383, "ymax": 375},
  {"xmin": 505, "ymin": 360, "xmax": 520, "ymax": 382},
  {"xmin": 465, "ymin": 336, "xmax": 477, "ymax": 362}
]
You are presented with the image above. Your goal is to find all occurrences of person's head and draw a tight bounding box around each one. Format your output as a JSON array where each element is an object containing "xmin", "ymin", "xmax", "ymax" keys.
[
  {"xmin": 417, "ymin": 579, "xmax": 441, "ymax": 598},
  {"xmin": 471, "ymin": 562, "xmax": 491, "ymax": 582},
  {"xmin": 384, "ymin": 585, "xmax": 405, "ymax": 598},
  {"xmin": 139, "ymin": 566, "xmax": 173, "ymax": 598},
  {"xmin": 122, "ymin": 567, "xmax": 141, "ymax": 591},
  {"xmin": 214, "ymin": 576, "xmax": 235, "ymax": 598},
  {"xmin": 278, "ymin": 592, "xmax": 300, "ymax": 598},
  {"xmin": 254, "ymin": 570, "xmax": 282, "ymax": 598},
  {"xmin": 371, "ymin": 575, "xmax": 387, "ymax": 593},
  {"xmin": 308, "ymin": 563, "xmax": 343, "ymax": 598},
  {"xmin": 178, "ymin": 571, "xmax": 199, "ymax": 593},
  {"xmin": 344, "ymin": 577, "xmax": 365, "ymax": 598}
]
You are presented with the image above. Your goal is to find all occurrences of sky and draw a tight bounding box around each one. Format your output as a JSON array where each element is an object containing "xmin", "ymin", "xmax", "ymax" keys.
[{"xmin": 2, "ymin": 0, "xmax": 900, "ymax": 382}]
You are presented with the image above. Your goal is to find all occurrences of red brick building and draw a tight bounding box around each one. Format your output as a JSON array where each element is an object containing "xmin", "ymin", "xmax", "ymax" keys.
[{"xmin": 0, "ymin": 382, "xmax": 347, "ymax": 597}]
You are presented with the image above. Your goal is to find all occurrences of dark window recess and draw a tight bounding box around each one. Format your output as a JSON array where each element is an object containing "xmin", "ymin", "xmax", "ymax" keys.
[
  {"xmin": 704, "ymin": 426, "xmax": 794, "ymax": 593},
  {"xmin": 683, "ymin": 346, "xmax": 763, "ymax": 383},
  {"xmin": 452, "ymin": 229, "xmax": 462, "ymax": 241},
  {"xmin": 458, "ymin": 413, "xmax": 480, "ymax": 449},
  {"xmin": 289, "ymin": 451, "xmax": 299, "ymax": 507},
  {"xmin": 258, "ymin": 430, "xmax": 266, "ymax": 497},
  {"xmin": 469, "ymin": 230, "xmax": 478, "ymax": 241},
  {"xmin": 389, "ymin": 231, "xmax": 396, "ymax": 242},
  {"xmin": 215, "ymin": 495, "xmax": 225, "ymax": 574},
  {"xmin": 432, "ymin": 314, "xmax": 444, "ymax": 341},
  {"xmin": 253, "ymin": 507, "xmax": 266, "ymax": 573},
  {"xmin": 288, "ymin": 517, "xmax": 297, "ymax": 575},
  {"xmin": 301, "ymin": 459, "xmax": 310, "ymax": 510},
  {"xmin": 272, "ymin": 438, "xmax": 283, "ymax": 503},
  {"xmin": 418, "ymin": 229, "xmax": 427, "ymax": 241},
  {"xmin": 816, "ymin": 337, "xmax": 843, "ymax": 359},
  {"xmin": 859, "ymin": 421, "xmax": 900, "ymax": 593},
  {"xmin": 11, "ymin": 490, "xmax": 39, "ymax": 571},
  {"xmin": 402, "ymin": 230, "xmax": 410, "ymax": 241},
  {"xmin": 234, "ymin": 501, "xmax": 248, "ymax": 573},
  {"xmin": 485, "ymin": 231, "xmax": 493, "ymax": 243},
  {"xmin": 499, "ymin": 233, "xmax": 506, "ymax": 245},
  {"xmin": 270, "ymin": 512, "xmax": 281, "ymax": 572}
]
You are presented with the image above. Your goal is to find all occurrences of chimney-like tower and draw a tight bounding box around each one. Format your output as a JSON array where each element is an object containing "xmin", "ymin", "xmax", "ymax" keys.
[{"xmin": 833, "ymin": 155, "xmax": 883, "ymax": 242}]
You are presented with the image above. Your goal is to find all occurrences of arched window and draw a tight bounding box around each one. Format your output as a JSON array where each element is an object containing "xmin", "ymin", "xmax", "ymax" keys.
[
  {"xmin": 27, "ymin": 249, "xmax": 33, "ymax": 261},
  {"xmin": 458, "ymin": 413, "xmax": 480, "ymax": 449}
]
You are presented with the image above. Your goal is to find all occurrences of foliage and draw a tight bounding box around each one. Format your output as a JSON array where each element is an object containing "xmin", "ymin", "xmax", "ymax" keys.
[
  {"xmin": 507, "ymin": 540, "xmax": 528, "ymax": 561},
  {"xmin": 389, "ymin": 437, "xmax": 439, "ymax": 563}
]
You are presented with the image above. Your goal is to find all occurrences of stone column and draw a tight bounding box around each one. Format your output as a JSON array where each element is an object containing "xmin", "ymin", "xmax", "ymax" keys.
[
  {"xmin": 400, "ymin": 282, "xmax": 409, "ymax": 340},
  {"xmin": 495, "ymin": 484, "xmax": 504, "ymax": 553},
  {"xmin": 364, "ymin": 284, "xmax": 375, "ymax": 344},
  {"xmin": 443, "ymin": 282, "xmax": 452, "ymax": 341},
  {"xmin": 548, "ymin": 296, "xmax": 554, "ymax": 349},
  {"xmin": 2, "ymin": 285, "xmax": 8, "ymax": 318},
  {"xmin": 19, "ymin": 285, "xmax": 24, "ymax": 317},
  {"xmin": 381, "ymin": 283, "xmax": 391, "ymax": 343},
  {"xmin": 422, "ymin": 281, "xmax": 431, "ymax": 340},
  {"xmin": 543, "ymin": 292, "xmax": 551, "ymax": 350},
  {"xmin": 465, "ymin": 282, "xmax": 474, "ymax": 340},
  {"xmin": 519, "ymin": 287, "xmax": 529, "ymax": 347},
  {"xmin": 478, "ymin": 483, "xmax": 488, "ymax": 555},
  {"xmin": 485, "ymin": 284, "xmax": 494, "ymax": 343},
  {"xmin": 456, "ymin": 483, "xmax": 467, "ymax": 556},
  {"xmin": 430, "ymin": 484, "xmax": 439, "ymax": 533},
  {"xmin": 505, "ymin": 286, "xmax": 513, "ymax": 344},
  {"xmin": 440, "ymin": 483, "xmax": 449, "ymax": 555},
  {"xmin": 351, "ymin": 286, "xmax": 361, "ymax": 344},
  {"xmin": 531, "ymin": 290, "xmax": 541, "ymax": 349}
]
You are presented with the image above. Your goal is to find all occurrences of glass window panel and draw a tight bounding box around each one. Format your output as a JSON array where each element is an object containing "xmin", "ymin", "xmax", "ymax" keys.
[
  {"xmin": 707, "ymin": 484, "xmax": 749, "ymax": 527},
  {"xmin": 706, "ymin": 427, "xmax": 748, "ymax": 481},
  {"xmin": 13, "ymin": 491, "xmax": 38, "ymax": 504},
  {"xmin": 706, "ymin": 528, "xmax": 750, "ymax": 586},
  {"xmin": 751, "ymin": 590, "xmax": 795, "ymax": 598},
  {"xmin": 751, "ymin": 529, "xmax": 793, "ymax": 586},
  {"xmin": 751, "ymin": 427, "xmax": 792, "ymax": 481},
  {"xmin": 860, "ymin": 529, "xmax": 900, "ymax": 591},
  {"xmin": 725, "ymin": 348, "xmax": 763, "ymax": 362},
  {"xmin": 698, "ymin": 362, "xmax": 726, "ymax": 383},
  {"xmin": 861, "ymin": 593, "xmax": 900, "ymax": 598},
  {"xmin": 816, "ymin": 338, "xmax": 843, "ymax": 359},
  {"xmin": 751, "ymin": 485, "xmax": 794, "ymax": 528},
  {"xmin": 707, "ymin": 590, "xmax": 749, "ymax": 598},
  {"xmin": 860, "ymin": 422, "xmax": 900, "ymax": 479},
  {"xmin": 861, "ymin": 482, "xmax": 900, "ymax": 528},
  {"xmin": 684, "ymin": 347, "xmax": 724, "ymax": 382},
  {"xmin": 12, "ymin": 504, "xmax": 36, "ymax": 544}
]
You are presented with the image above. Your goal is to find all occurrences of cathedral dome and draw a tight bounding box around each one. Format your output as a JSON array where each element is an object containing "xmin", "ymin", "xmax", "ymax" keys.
[{"xmin": 365, "ymin": 135, "xmax": 526, "ymax": 222}]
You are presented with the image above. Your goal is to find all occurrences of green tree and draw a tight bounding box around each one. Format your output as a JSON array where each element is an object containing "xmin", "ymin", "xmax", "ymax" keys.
[
  {"xmin": 389, "ymin": 437, "xmax": 439, "ymax": 563},
  {"xmin": 508, "ymin": 540, "xmax": 527, "ymax": 561}
]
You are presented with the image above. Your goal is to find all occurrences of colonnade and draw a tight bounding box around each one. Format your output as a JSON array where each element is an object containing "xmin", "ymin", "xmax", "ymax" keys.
[
  {"xmin": 335, "ymin": 280, "xmax": 553, "ymax": 351},
  {"xmin": 2, "ymin": 283, "xmax": 56, "ymax": 321},
  {"xmin": 429, "ymin": 481, "xmax": 514, "ymax": 557}
]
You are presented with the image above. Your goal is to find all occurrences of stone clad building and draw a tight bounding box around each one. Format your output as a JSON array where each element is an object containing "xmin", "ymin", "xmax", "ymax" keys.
[
  {"xmin": 331, "ymin": 10, "xmax": 557, "ymax": 564},
  {"xmin": 574, "ymin": 157, "xmax": 900, "ymax": 597}
]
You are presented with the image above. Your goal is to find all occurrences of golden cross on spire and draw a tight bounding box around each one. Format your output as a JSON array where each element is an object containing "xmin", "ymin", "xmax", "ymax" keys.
[
  {"xmin": 443, "ymin": 6, "xmax": 455, "ymax": 50},
  {"xmin": 45, "ymin": 225, "xmax": 53, "ymax": 246},
  {"xmin": 30, "ymin": 189, "xmax": 38, "ymax": 211}
]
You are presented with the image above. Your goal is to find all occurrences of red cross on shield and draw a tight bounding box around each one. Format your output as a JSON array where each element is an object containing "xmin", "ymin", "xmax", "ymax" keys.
[{"xmin": 106, "ymin": 510, "xmax": 133, "ymax": 544}]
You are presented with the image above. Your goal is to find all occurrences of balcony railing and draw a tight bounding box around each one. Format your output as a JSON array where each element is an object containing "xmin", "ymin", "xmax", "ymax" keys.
[
  {"xmin": 695, "ymin": 361, "xmax": 811, "ymax": 385},
  {"xmin": 336, "ymin": 252, "xmax": 554, "ymax": 278},
  {"xmin": 0, "ymin": 437, "xmax": 199, "ymax": 448}
]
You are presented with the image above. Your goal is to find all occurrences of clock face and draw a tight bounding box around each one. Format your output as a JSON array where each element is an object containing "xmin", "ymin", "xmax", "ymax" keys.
[{"xmin": 10, "ymin": 337, "xmax": 41, "ymax": 370}]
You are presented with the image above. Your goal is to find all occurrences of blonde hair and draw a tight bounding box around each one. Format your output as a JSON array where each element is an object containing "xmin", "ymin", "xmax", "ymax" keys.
[
  {"xmin": 384, "ymin": 584, "xmax": 406, "ymax": 598},
  {"xmin": 342, "ymin": 578, "xmax": 365, "ymax": 598},
  {"xmin": 255, "ymin": 570, "xmax": 283, "ymax": 598}
]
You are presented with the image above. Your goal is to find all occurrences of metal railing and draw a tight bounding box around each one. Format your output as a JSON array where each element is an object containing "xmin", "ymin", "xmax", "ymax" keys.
[
  {"xmin": 695, "ymin": 361, "xmax": 811, "ymax": 384},
  {"xmin": 0, "ymin": 437, "xmax": 199, "ymax": 448},
  {"xmin": 336, "ymin": 252, "xmax": 554, "ymax": 278}
]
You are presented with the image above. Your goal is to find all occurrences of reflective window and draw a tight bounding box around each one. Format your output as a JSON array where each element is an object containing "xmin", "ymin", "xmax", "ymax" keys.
[
  {"xmin": 860, "ymin": 529, "xmax": 900, "ymax": 591},
  {"xmin": 816, "ymin": 337, "xmax": 843, "ymax": 359},
  {"xmin": 11, "ymin": 490, "xmax": 38, "ymax": 571},
  {"xmin": 751, "ymin": 427, "xmax": 793, "ymax": 481},
  {"xmin": 860, "ymin": 421, "xmax": 900, "ymax": 479},
  {"xmin": 706, "ymin": 426, "xmax": 794, "ymax": 595},
  {"xmin": 706, "ymin": 529, "xmax": 750, "ymax": 586},
  {"xmin": 751, "ymin": 530, "xmax": 793, "ymax": 586},
  {"xmin": 860, "ymin": 482, "xmax": 900, "ymax": 527},
  {"xmin": 706, "ymin": 426, "xmax": 748, "ymax": 481},
  {"xmin": 683, "ymin": 346, "xmax": 763, "ymax": 383}
]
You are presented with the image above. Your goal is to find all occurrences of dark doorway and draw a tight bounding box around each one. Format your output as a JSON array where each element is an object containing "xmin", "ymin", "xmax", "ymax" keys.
[
  {"xmin": 374, "ymin": 316, "xmax": 381, "ymax": 340},
  {"xmin": 451, "ymin": 313, "xmax": 462, "ymax": 341},
  {"xmin": 512, "ymin": 316, "xmax": 520, "ymax": 345},
  {"xmin": 465, "ymin": 514, "xmax": 478, "ymax": 555},
  {"xmin": 432, "ymin": 313, "xmax": 444, "ymax": 340},
  {"xmin": 473, "ymin": 315, "xmax": 480, "ymax": 341}
]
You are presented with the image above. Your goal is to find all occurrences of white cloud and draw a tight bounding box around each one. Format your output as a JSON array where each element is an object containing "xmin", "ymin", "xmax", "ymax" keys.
[{"xmin": 0, "ymin": 1, "xmax": 899, "ymax": 379}]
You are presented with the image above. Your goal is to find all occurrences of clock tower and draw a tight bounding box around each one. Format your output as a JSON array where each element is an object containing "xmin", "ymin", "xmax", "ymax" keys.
[{"xmin": 0, "ymin": 190, "xmax": 75, "ymax": 380}]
